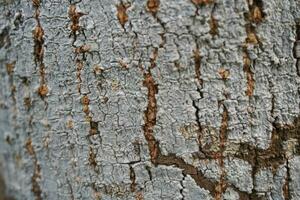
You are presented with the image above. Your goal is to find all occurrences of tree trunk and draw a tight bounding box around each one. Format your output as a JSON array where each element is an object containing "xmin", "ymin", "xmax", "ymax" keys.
[{"xmin": 1, "ymin": 0, "xmax": 300, "ymax": 199}]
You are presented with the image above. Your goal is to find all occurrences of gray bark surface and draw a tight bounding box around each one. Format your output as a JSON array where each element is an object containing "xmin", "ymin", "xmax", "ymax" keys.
[{"xmin": 0, "ymin": 0, "xmax": 300, "ymax": 199}]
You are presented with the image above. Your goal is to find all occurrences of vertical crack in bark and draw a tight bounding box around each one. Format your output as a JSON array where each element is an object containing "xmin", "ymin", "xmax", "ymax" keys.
[
  {"xmin": 142, "ymin": 69, "xmax": 217, "ymax": 195},
  {"xmin": 32, "ymin": 0, "xmax": 48, "ymax": 99},
  {"xmin": 179, "ymin": 172, "xmax": 186, "ymax": 200},
  {"xmin": 116, "ymin": 2, "xmax": 130, "ymax": 28},
  {"xmin": 293, "ymin": 22, "xmax": 300, "ymax": 76},
  {"xmin": 246, "ymin": 0, "xmax": 265, "ymax": 24},
  {"xmin": 66, "ymin": 178, "xmax": 75, "ymax": 200},
  {"xmin": 88, "ymin": 146, "xmax": 97, "ymax": 170},
  {"xmin": 142, "ymin": 71, "xmax": 160, "ymax": 163},
  {"xmin": 68, "ymin": 4, "xmax": 86, "ymax": 45},
  {"xmin": 193, "ymin": 48, "xmax": 203, "ymax": 91},
  {"xmin": 243, "ymin": 50, "xmax": 255, "ymax": 96},
  {"xmin": 209, "ymin": 3, "xmax": 218, "ymax": 37},
  {"xmin": 129, "ymin": 165, "xmax": 137, "ymax": 193},
  {"xmin": 68, "ymin": 4, "xmax": 101, "ymax": 179},
  {"xmin": 150, "ymin": 47, "xmax": 159, "ymax": 69},
  {"xmin": 214, "ymin": 104, "xmax": 228, "ymax": 200},
  {"xmin": 243, "ymin": 0, "xmax": 265, "ymax": 96},
  {"xmin": 5, "ymin": 61, "xmax": 17, "ymax": 144},
  {"xmin": 283, "ymin": 160, "xmax": 290, "ymax": 200},
  {"xmin": 25, "ymin": 138, "xmax": 42, "ymax": 200}
]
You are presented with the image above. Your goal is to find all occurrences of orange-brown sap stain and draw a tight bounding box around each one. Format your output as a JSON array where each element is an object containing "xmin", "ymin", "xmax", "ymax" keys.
[
  {"xmin": 81, "ymin": 95, "xmax": 91, "ymax": 117},
  {"xmin": 147, "ymin": 0, "xmax": 160, "ymax": 14},
  {"xmin": 37, "ymin": 84, "xmax": 48, "ymax": 97},
  {"xmin": 191, "ymin": 0, "xmax": 214, "ymax": 6},
  {"xmin": 6, "ymin": 62, "xmax": 15, "ymax": 75},
  {"xmin": 135, "ymin": 192, "xmax": 144, "ymax": 200},
  {"xmin": 32, "ymin": 0, "xmax": 48, "ymax": 99},
  {"xmin": 116, "ymin": 3, "xmax": 130, "ymax": 28},
  {"xmin": 68, "ymin": 4, "xmax": 86, "ymax": 35},
  {"xmin": 243, "ymin": 51, "xmax": 254, "ymax": 96},
  {"xmin": 214, "ymin": 106, "xmax": 228, "ymax": 200},
  {"xmin": 143, "ymin": 72, "xmax": 160, "ymax": 163},
  {"xmin": 209, "ymin": 15, "xmax": 218, "ymax": 36},
  {"xmin": 150, "ymin": 48, "xmax": 158, "ymax": 69},
  {"xmin": 218, "ymin": 68, "xmax": 230, "ymax": 80},
  {"xmin": 88, "ymin": 146, "xmax": 97, "ymax": 169}
]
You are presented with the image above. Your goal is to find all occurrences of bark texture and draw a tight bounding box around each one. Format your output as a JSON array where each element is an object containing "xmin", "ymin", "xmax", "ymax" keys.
[{"xmin": 0, "ymin": 0, "xmax": 300, "ymax": 199}]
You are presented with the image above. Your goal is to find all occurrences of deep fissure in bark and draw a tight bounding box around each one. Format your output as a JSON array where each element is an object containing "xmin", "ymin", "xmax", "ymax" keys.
[{"xmin": 25, "ymin": 138, "xmax": 43, "ymax": 200}]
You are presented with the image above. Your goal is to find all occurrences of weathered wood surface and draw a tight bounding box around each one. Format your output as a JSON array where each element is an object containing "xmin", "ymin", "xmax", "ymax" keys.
[{"xmin": 0, "ymin": 0, "xmax": 300, "ymax": 199}]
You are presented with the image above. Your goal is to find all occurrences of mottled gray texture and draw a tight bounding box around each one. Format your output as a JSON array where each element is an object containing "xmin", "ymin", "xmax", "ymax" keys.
[{"xmin": 0, "ymin": 0, "xmax": 300, "ymax": 199}]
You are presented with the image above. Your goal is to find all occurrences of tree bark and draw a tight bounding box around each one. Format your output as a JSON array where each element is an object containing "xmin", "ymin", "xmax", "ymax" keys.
[{"xmin": 1, "ymin": 0, "xmax": 300, "ymax": 199}]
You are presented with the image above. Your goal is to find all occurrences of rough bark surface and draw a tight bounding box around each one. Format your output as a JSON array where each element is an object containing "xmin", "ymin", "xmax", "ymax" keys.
[{"xmin": 0, "ymin": 0, "xmax": 300, "ymax": 199}]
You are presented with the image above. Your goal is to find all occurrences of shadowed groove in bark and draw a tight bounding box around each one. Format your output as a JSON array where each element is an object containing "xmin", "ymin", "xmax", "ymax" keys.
[
  {"xmin": 214, "ymin": 104, "xmax": 228, "ymax": 200},
  {"xmin": 129, "ymin": 165, "xmax": 136, "ymax": 193},
  {"xmin": 25, "ymin": 138, "xmax": 42, "ymax": 200},
  {"xmin": 235, "ymin": 117, "xmax": 300, "ymax": 173},
  {"xmin": 293, "ymin": 21, "xmax": 300, "ymax": 76},
  {"xmin": 142, "ymin": 54, "xmax": 300, "ymax": 199},
  {"xmin": 156, "ymin": 154, "xmax": 217, "ymax": 195},
  {"xmin": 283, "ymin": 161, "xmax": 290, "ymax": 200},
  {"xmin": 193, "ymin": 48, "xmax": 203, "ymax": 88},
  {"xmin": 209, "ymin": 3, "xmax": 218, "ymax": 37},
  {"xmin": 243, "ymin": 0, "xmax": 265, "ymax": 97},
  {"xmin": 68, "ymin": 3, "xmax": 86, "ymax": 45},
  {"xmin": 0, "ymin": 171, "xmax": 16, "ymax": 200},
  {"xmin": 243, "ymin": 49, "xmax": 255, "ymax": 96},
  {"xmin": 32, "ymin": 0, "xmax": 48, "ymax": 98},
  {"xmin": 142, "ymin": 71, "xmax": 160, "ymax": 163},
  {"xmin": 5, "ymin": 62, "xmax": 17, "ymax": 144}
]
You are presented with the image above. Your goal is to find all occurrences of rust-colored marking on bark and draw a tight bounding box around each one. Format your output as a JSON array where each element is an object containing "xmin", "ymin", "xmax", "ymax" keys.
[
  {"xmin": 142, "ymin": 71, "xmax": 218, "ymax": 195},
  {"xmin": 243, "ymin": 51, "xmax": 255, "ymax": 96},
  {"xmin": 32, "ymin": 0, "xmax": 48, "ymax": 98},
  {"xmin": 135, "ymin": 192, "xmax": 144, "ymax": 200},
  {"xmin": 156, "ymin": 154, "xmax": 217, "ymax": 195},
  {"xmin": 246, "ymin": 0, "xmax": 265, "ymax": 23},
  {"xmin": 6, "ymin": 62, "xmax": 15, "ymax": 75},
  {"xmin": 218, "ymin": 68, "xmax": 230, "ymax": 80},
  {"xmin": 68, "ymin": 4, "xmax": 86, "ymax": 39},
  {"xmin": 147, "ymin": 0, "xmax": 160, "ymax": 14},
  {"xmin": 214, "ymin": 105, "xmax": 228, "ymax": 200},
  {"xmin": 245, "ymin": 30, "xmax": 259, "ymax": 45},
  {"xmin": 193, "ymin": 48, "xmax": 203, "ymax": 86},
  {"xmin": 37, "ymin": 84, "xmax": 48, "ymax": 98},
  {"xmin": 88, "ymin": 146, "xmax": 97, "ymax": 169},
  {"xmin": 74, "ymin": 44, "xmax": 90, "ymax": 55},
  {"xmin": 235, "ymin": 117, "xmax": 300, "ymax": 174},
  {"xmin": 143, "ymin": 72, "xmax": 160, "ymax": 163},
  {"xmin": 25, "ymin": 138, "xmax": 43, "ymax": 200},
  {"xmin": 242, "ymin": 0, "xmax": 264, "ymax": 97},
  {"xmin": 209, "ymin": 15, "xmax": 218, "ymax": 36},
  {"xmin": 191, "ymin": 0, "xmax": 214, "ymax": 6},
  {"xmin": 150, "ymin": 48, "xmax": 159, "ymax": 69},
  {"xmin": 116, "ymin": 3, "xmax": 129, "ymax": 28},
  {"xmin": 89, "ymin": 121, "xmax": 99, "ymax": 136}
]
